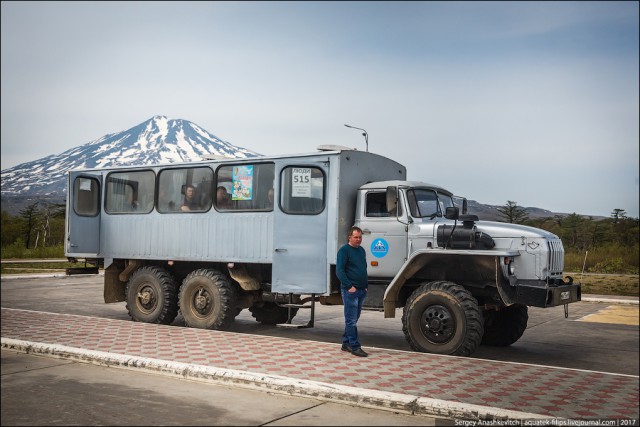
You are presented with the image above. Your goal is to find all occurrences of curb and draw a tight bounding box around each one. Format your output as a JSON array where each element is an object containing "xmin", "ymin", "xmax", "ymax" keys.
[
  {"xmin": 1, "ymin": 337, "xmax": 548, "ymax": 422},
  {"xmin": 1, "ymin": 273, "xmax": 105, "ymax": 279},
  {"xmin": 581, "ymin": 296, "xmax": 639, "ymax": 305}
]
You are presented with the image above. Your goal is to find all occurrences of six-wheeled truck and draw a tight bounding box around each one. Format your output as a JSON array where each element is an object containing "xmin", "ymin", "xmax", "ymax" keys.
[{"xmin": 65, "ymin": 146, "xmax": 581, "ymax": 356}]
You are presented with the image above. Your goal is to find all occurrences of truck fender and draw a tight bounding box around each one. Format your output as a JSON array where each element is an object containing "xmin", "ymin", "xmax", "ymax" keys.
[{"xmin": 382, "ymin": 248, "xmax": 519, "ymax": 318}]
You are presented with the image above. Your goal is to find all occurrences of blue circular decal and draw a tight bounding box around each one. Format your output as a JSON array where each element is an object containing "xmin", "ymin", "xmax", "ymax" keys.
[{"xmin": 371, "ymin": 238, "xmax": 389, "ymax": 258}]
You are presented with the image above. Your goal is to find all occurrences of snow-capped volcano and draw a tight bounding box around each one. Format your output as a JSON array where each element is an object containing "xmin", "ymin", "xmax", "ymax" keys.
[{"xmin": 1, "ymin": 115, "xmax": 260, "ymax": 199}]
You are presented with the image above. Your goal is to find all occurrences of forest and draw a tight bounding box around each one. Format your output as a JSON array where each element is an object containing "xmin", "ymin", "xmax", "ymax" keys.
[{"xmin": 1, "ymin": 200, "xmax": 638, "ymax": 274}]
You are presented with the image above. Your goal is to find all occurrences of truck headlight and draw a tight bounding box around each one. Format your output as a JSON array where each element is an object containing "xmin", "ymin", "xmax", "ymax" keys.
[{"xmin": 503, "ymin": 257, "xmax": 515, "ymax": 276}]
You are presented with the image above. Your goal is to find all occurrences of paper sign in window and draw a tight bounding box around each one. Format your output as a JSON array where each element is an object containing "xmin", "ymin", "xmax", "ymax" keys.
[
  {"xmin": 291, "ymin": 168, "xmax": 311, "ymax": 197},
  {"xmin": 232, "ymin": 165, "xmax": 254, "ymax": 200}
]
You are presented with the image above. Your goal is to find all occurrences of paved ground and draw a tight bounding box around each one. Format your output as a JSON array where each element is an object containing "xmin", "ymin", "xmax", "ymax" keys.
[
  {"xmin": 2, "ymin": 349, "xmax": 438, "ymax": 426},
  {"xmin": 2, "ymin": 272, "xmax": 639, "ymax": 424},
  {"xmin": 1, "ymin": 306, "xmax": 638, "ymax": 424},
  {"xmin": 2, "ymin": 274, "xmax": 639, "ymax": 376}
]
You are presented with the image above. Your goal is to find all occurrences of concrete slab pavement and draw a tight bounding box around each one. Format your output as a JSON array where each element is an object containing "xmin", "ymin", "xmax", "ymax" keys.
[{"xmin": 2, "ymin": 349, "xmax": 439, "ymax": 426}]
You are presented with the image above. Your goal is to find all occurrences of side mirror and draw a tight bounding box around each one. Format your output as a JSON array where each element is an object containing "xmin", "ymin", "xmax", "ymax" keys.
[
  {"xmin": 445, "ymin": 206, "xmax": 459, "ymax": 220},
  {"xmin": 386, "ymin": 186, "xmax": 398, "ymax": 216},
  {"xmin": 462, "ymin": 198, "xmax": 468, "ymax": 215}
]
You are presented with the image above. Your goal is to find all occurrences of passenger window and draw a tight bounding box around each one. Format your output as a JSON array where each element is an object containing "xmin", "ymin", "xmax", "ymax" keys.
[
  {"xmin": 280, "ymin": 166, "xmax": 325, "ymax": 215},
  {"xmin": 157, "ymin": 167, "xmax": 213, "ymax": 213},
  {"xmin": 105, "ymin": 170, "xmax": 155, "ymax": 214},
  {"xmin": 215, "ymin": 163, "xmax": 275, "ymax": 211},
  {"xmin": 73, "ymin": 177, "xmax": 100, "ymax": 216},
  {"xmin": 365, "ymin": 192, "xmax": 389, "ymax": 217}
]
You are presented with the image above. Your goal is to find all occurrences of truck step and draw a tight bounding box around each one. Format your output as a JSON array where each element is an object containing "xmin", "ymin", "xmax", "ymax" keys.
[
  {"xmin": 276, "ymin": 322, "xmax": 313, "ymax": 329},
  {"xmin": 278, "ymin": 303, "xmax": 311, "ymax": 309}
]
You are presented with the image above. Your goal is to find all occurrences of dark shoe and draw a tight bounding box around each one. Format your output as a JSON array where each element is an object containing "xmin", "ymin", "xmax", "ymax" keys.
[
  {"xmin": 341, "ymin": 344, "xmax": 351, "ymax": 352},
  {"xmin": 350, "ymin": 348, "xmax": 368, "ymax": 357}
]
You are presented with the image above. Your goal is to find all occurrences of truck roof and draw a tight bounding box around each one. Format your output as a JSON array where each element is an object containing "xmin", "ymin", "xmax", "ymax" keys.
[
  {"xmin": 359, "ymin": 180, "xmax": 453, "ymax": 196},
  {"xmin": 66, "ymin": 148, "xmax": 394, "ymax": 174}
]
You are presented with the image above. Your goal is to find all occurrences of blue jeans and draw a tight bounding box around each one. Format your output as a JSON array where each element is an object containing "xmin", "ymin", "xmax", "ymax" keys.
[{"xmin": 342, "ymin": 288, "xmax": 367, "ymax": 350}]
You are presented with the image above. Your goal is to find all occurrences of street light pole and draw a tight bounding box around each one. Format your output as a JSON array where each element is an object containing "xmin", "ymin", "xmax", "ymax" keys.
[{"xmin": 344, "ymin": 124, "xmax": 368, "ymax": 152}]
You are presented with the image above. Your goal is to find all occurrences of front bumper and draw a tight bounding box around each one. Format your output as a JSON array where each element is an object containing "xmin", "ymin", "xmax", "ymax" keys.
[{"xmin": 513, "ymin": 280, "xmax": 582, "ymax": 308}]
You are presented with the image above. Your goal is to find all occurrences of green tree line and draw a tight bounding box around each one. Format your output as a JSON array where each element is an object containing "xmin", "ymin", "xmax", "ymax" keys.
[
  {"xmin": 1, "ymin": 200, "xmax": 638, "ymax": 274},
  {"xmin": 1, "ymin": 201, "xmax": 66, "ymax": 258},
  {"xmin": 497, "ymin": 201, "xmax": 639, "ymax": 274}
]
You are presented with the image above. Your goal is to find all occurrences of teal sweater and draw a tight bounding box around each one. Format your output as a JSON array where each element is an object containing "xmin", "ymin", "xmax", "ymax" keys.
[{"xmin": 336, "ymin": 244, "xmax": 368, "ymax": 291}]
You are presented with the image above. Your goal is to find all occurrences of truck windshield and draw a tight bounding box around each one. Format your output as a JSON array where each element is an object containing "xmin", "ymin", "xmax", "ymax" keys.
[{"xmin": 407, "ymin": 189, "xmax": 455, "ymax": 218}]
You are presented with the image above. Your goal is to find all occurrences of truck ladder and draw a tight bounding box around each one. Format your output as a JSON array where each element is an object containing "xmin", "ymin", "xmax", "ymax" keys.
[{"xmin": 276, "ymin": 293, "xmax": 316, "ymax": 329}]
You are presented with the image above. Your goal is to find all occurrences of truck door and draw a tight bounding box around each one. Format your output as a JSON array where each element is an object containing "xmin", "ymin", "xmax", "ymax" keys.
[
  {"xmin": 66, "ymin": 172, "xmax": 102, "ymax": 256},
  {"xmin": 358, "ymin": 189, "xmax": 408, "ymax": 278},
  {"xmin": 272, "ymin": 162, "xmax": 329, "ymax": 294}
]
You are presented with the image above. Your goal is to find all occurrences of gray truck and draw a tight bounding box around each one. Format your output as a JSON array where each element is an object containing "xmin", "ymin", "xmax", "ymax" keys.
[{"xmin": 65, "ymin": 146, "xmax": 581, "ymax": 356}]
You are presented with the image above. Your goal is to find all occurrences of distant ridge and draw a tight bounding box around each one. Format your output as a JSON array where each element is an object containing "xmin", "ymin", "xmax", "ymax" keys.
[{"xmin": 464, "ymin": 200, "xmax": 601, "ymax": 222}]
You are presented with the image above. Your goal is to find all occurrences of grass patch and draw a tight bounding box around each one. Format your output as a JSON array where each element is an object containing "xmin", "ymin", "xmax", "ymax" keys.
[
  {"xmin": 1, "ymin": 261, "xmax": 98, "ymax": 275},
  {"xmin": 565, "ymin": 273, "xmax": 639, "ymax": 297}
]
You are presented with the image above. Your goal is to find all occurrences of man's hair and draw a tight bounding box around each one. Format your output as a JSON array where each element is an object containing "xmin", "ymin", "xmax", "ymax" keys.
[{"xmin": 348, "ymin": 226, "xmax": 363, "ymax": 238}]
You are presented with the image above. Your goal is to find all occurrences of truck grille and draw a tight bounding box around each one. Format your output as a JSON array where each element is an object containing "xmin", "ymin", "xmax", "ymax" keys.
[{"xmin": 547, "ymin": 239, "xmax": 564, "ymax": 276}]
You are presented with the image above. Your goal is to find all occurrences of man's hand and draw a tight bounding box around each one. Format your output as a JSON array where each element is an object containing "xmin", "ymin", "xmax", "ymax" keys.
[{"xmin": 349, "ymin": 286, "xmax": 356, "ymax": 293}]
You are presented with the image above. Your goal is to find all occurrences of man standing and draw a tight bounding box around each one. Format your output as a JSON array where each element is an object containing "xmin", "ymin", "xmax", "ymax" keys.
[{"xmin": 336, "ymin": 226, "xmax": 369, "ymax": 357}]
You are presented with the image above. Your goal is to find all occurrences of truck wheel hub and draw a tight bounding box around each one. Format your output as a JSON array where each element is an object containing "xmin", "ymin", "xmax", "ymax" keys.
[
  {"xmin": 421, "ymin": 305, "xmax": 454, "ymax": 343},
  {"xmin": 195, "ymin": 295, "xmax": 207, "ymax": 310},
  {"xmin": 137, "ymin": 288, "xmax": 154, "ymax": 306}
]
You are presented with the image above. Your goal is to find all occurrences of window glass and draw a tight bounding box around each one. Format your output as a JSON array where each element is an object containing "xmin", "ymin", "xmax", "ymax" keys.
[
  {"xmin": 438, "ymin": 193, "xmax": 455, "ymax": 213},
  {"xmin": 157, "ymin": 167, "xmax": 213, "ymax": 213},
  {"xmin": 366, "ymin": 191, "xmax": 403, "ymax": 217},
  {"xmin": 365, "ymin": 192, "xmax": 389, "ymax": 217},
  {"xmin": 280, "ymin": 166, "xmax": 324, "ymax": 215},
  {"xmin": 215, "ymin": 163, "xmax": 275, "ymax": 211},
  {"xmin": 407, "ymin": 189, "xmax": 439, "ymax": 218},
  {"xmin": 105, "ymin": 170, "xmax": 155, "ymax": 214},
  {"xmin": 73, "ymin": 177, "xmax": 100, "ymax": 216}
]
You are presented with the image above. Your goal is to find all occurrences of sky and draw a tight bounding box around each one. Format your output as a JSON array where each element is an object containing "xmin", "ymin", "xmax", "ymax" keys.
[{"xmin": 1, "ymin": 1, "xmax": 638, "ymax": 218}]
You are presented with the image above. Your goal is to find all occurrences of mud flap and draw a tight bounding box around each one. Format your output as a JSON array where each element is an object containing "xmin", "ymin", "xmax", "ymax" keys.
[{"xmin": 104, "ymin": 263, "xmax": 127, "ymax": 303}]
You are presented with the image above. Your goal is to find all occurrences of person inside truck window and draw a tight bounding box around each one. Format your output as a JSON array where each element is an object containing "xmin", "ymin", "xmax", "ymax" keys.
[
  {"xmin": 158, "ymin": 189, "xmax": 176, "ymax": 212},
  {"xmin": 124, "ymin": 191, "xmax": 139, "ymax": 212},
  {"xmin": 196, "ymin": 178, "xmax": 212, "ymax": 208},
  {"xmin": 181, "ymin": 185, "xmax": 199, "ymax": 211},
  {"xmin": 216, "ymin": 186, "xmax": 231, "ymax": 209},
  {"xmin": 263, "ymin": 188, "xmax": 274, "ymax": 209}
]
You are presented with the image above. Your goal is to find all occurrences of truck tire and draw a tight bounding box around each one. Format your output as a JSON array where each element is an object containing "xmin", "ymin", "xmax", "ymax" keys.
[
  {"xmin": 481, "ymin": 304, "xmax": 528, "ymax": 346},
  {"xmin": 179, "ymin": 269, "xmax": 237, "ymax": 330},
  {"xmin": 402, "ymin": 281, "xmax": 483, "ymax": 356},
  {"xmin": 125, "ymin": 266, "xmax": 179, "ymax": 325},
  {"xmin": 249, "ymin": 302, "xmax": 298, "ymax": 324}
]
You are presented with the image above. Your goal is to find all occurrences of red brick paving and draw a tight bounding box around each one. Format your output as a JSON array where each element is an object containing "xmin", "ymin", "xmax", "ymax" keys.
[{"xmin": 1, "ymin": 307, "xmax": 638, "ymax": 420}]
